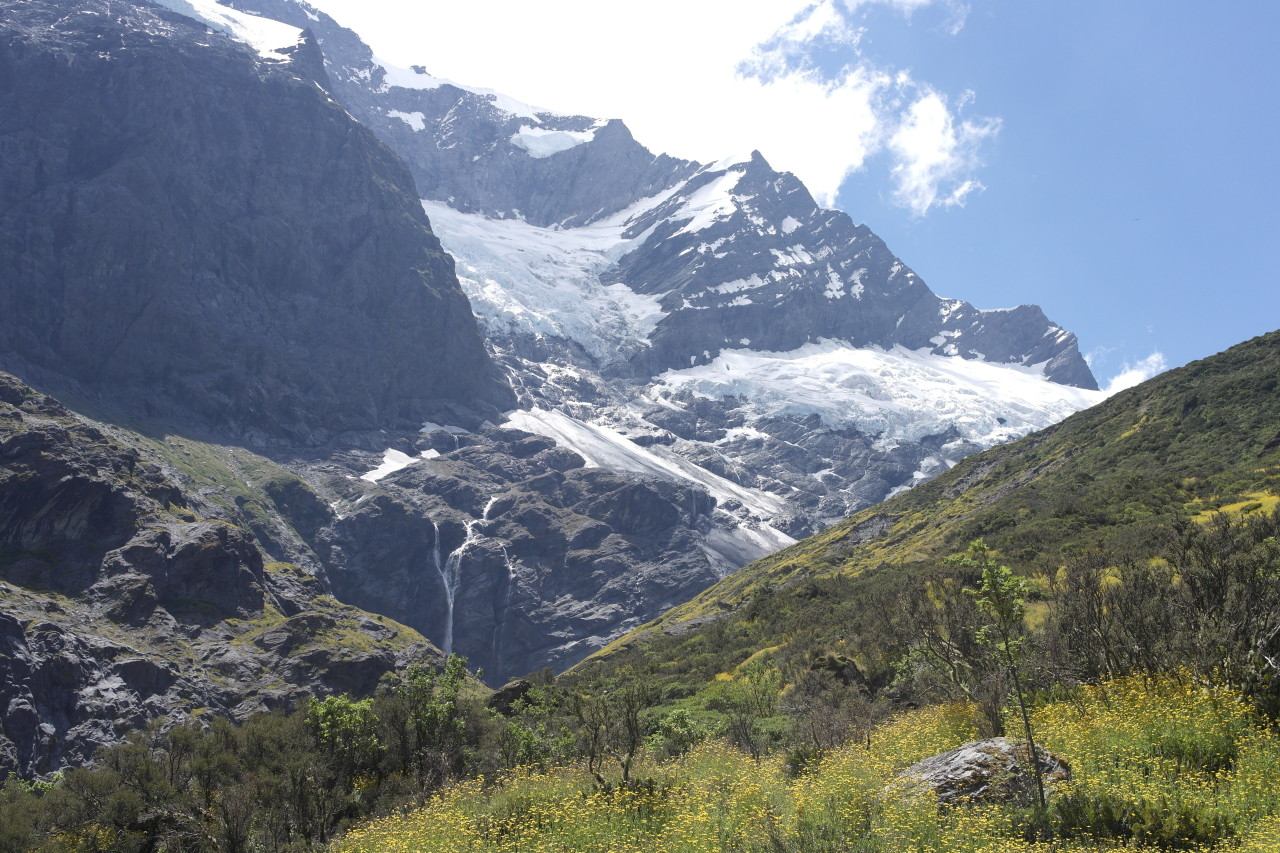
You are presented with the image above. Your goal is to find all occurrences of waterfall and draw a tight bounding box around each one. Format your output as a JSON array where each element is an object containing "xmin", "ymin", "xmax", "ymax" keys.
[
  {"xmin": 431, "ymin": 518, "xmax": 476, "ymax": 658},
  {"xmin": 432, "ymin": 495, "xmax": 500, "ymax": 659},
  {"xmin": 430, "ymin": 519, "xmax": 451, "ymax": 654},
  {"xmin": 492, "ymin": 545, "xmax": 518, "ymax": 673}
]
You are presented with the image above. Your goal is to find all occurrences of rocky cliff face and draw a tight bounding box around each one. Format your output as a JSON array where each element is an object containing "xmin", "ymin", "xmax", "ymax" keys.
[
  {"xmin": 0, "ymin": 0, "xmax": 511, "ymax": 446},
  {"xmin": 309, "ymin": 428, "xmax": 724, "ymax": 682},
  {"xmin": 0, "ymin": 373, "xmax": 438, "ymax": 778}
]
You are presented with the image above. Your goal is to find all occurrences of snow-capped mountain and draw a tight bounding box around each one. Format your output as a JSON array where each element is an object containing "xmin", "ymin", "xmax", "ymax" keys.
[
  {"xmin": 225, "ymin": 0, "xmax": 1097, "ymax": 504},
  {"xmin": 2, "ymin": 0, "xmax": 1107, "ymax": 690},
  {"xmin": 194, "ymin": 0, "xmax": 1107, "ymax": 671}
]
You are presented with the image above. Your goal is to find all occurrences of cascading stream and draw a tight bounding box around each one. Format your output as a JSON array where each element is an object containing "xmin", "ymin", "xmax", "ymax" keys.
[{"xmin": 432, "ymin": 497, "xmax": 505, "ymax": 658}]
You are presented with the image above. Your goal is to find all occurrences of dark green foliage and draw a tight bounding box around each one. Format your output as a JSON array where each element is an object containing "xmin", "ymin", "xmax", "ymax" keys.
[
  {"xmin": 6, "ymin": 655, "xmax": 514, "ymax": 852},
  {"xmin": 491, "ymin": 681, "xmax": 576, "ymax": 769},
  {"xmin": 1042, "ymin": 509, "xmax": 1280, "ymax": 716},
  {"xmin": 1047, "ymin": 789, "xmax": 1237, "ymax": 849},
  {"xmin": 375, "ymin": 655, "xmax": 476, "ymax": 790},
  {"xmin": 570, "ymin": 668, "xmax": 657, "ymax": 788}
]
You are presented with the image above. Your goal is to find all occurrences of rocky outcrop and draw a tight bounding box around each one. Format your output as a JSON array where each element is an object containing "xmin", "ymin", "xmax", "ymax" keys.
[
  {"xmin": 0, "ymin": 373, "xmax": 438, "ymax": 778},
  {"xmin": 0, "ymin": 0, "xmax": 512, "ymax": 446},
  {"xmin": 310, "ymin": 428, "xmax": 727, "ymax": 683},
  {"xmin": 897, "ymin": 738, "xmax": 1071, "ymax": 806}
]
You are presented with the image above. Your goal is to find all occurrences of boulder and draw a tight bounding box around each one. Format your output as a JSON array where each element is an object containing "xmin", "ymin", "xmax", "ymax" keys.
[
  {"xmin": 897, "ymin": 737, "xmax": 1071, "ymax": 806},
  {"xmin": 487, "ymin": 679, "xmax": 535, "ymax": 716}
]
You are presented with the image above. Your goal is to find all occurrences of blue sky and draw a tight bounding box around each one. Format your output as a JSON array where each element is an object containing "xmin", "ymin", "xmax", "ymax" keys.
[
  {"xmin": 311, "ymin": 0, "xmax": 1279, "ymax": 390},
  {"xmin": 831, "ymin": 1, "xmax": 1280, "ymax": 387}
]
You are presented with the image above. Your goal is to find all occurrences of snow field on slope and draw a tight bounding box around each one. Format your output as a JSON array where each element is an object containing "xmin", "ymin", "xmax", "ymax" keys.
[
  {"xmin": 651, "ymin": 341, "xmax": 1106, "ymax": 451},
  {"xmin": 154, "ymin": 0, "xmax": 303, "ymax": 59},
  {"xmin": 503, "ymin": 407, "xmax": 797, "ymax": 575},
  {"xmin": 510, "ymin": 123, "xmax": 604, "ymax": 158},
  {"xmin": 421, "ymin": 201, "xmax": 667, "ymax": 364}
]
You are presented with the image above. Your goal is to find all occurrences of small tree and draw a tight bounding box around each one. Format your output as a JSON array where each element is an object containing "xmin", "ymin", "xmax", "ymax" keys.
[
  {"xmin": 571, "ymin": 671, "xmax": 655, "ymax": 789},
  {"xmin": 708, "ymin": 662, "xmax": 781, "ymax": 761},
  {"xmin": 952, "ymin": 540, "xmax": 1046, "ymax": 810},
  {"xmin": 305, "ymin": 695, "xmax": 383, "ymax": 786},
  {"xmin": 380, "ymin": 654, "xmax": 474, "ymax": 790}
]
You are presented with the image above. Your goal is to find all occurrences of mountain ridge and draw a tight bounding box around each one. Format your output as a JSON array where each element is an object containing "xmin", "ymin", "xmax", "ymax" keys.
[{"xmin": 574, "ymin": 328, "xmax": 1280, "ymax": 690}]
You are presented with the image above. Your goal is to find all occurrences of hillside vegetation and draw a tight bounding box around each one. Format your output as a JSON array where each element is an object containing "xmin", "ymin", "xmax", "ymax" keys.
[
  {"xmin": 574, "ymin": 330, "xmax": 1280, "ymax": 713},
  {"xmin": 335, "ymin": 675, "xmax": 1280, "ymax": 853},
  {"xmin": 3, "ymin": 331, "xmax": 1277, "ymax": 852}
]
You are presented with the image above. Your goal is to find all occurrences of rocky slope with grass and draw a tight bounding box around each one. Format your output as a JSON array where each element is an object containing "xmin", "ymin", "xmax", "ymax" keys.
[
  {"xmin": 577, "ymin": 329, "xmax": 1280, "ymax": 702},
  {"xmin": 0, "ymin": 372, "xmax": 439, "ymax": 778}
]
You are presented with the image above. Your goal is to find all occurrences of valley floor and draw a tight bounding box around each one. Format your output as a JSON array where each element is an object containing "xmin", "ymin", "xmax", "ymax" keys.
[{"xmin": 336, "ymin": 674, "xmax": 1280, "ymax": 853}]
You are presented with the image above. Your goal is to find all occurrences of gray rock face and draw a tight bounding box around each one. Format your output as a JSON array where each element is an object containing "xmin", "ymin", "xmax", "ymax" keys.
[
  {"xmin": 310, "ymin": 428, "xmax": 725, "ymax": 683},
  {"xmin": 0, "ymin": 0, "xmax": 512, "ymax": 445},
  {"xmin": 0, "ymin": 373, "xmax": 438, "ymax": 778},
  {"xmin": 897, "ymin": 738, "xmax": 1071, "ymax": 806}
]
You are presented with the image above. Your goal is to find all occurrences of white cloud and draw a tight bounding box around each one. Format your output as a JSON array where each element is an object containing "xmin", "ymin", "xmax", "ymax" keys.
[
  {"xmin": 1104, "ymin": 352, "xmax": 1168, "ymax": 395},
  {"xmin": 887, "ymin": 88, "xmax": 1000, "ymax": 216},
  {"xmin": 740, "ymin": 1, "xmax": 866, "ymax": 84},
  {"xmin": 308, "ymin": 0, "xmax": 994, "ymax": 213},
  {"xmin": 1083, "ymin": 345, "xmax": 1114, "ymax": 368}
]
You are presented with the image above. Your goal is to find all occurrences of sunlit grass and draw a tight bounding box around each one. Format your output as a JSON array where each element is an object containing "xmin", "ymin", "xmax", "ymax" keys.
[{"xmin": 336, "ymin": 675, "xmax": 1280, "ymax": 852}]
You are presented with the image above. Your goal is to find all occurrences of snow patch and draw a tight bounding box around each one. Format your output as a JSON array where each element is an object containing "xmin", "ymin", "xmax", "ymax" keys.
[
  {"xmin": 675, "ymin": 168, "xmax": 746, "ymax": 235},
  {"xmin": 420, "ymin": 421, "xmax": 471, "ymax": 435},
  {"xmin": 511, "ymin": 123, "xmax": 601, "ymax": 158},
  {"xmin": 374, "ymin": 59, "xmax": 542, "ymax": 118},
  {"xmin": 709, "ymin": 275, "xmax": 769, "ymax": 295},
  {"xmin": 361, "ymin": 448, "xmax": 440, "ymax": 482},
  {"xmin": 503, "ymin": 408, "xmax": 792, "ymax": 521},
  {"xmin": 154, "ymin": 0, "xmax": 304, "ymax": 59},
  {"xmin": 702, "ymin": 525, "xmax": 797, "ymax": 579},
  {"xmin": 387, "ymin": 109, "xmax": 426, "ymax": 131}
]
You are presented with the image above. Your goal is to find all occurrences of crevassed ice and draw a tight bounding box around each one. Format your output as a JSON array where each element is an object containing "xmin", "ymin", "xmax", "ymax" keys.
[
  {"xmin": 652, "ymin": 341, "xmax": 1106, "ymax": 449},
  {"xmin": 421, "ymin": 201, "xmax": 665, "ymax": 364}
]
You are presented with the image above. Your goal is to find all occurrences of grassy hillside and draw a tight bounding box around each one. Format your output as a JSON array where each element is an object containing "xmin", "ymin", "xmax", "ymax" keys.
[
  {"xmin": 335, "ymin": 675, "xmax": 1280, "ymax": 853},
  {"xmin": 574, "ymin": 329, "xmax": 1280, "ymax": 702}
]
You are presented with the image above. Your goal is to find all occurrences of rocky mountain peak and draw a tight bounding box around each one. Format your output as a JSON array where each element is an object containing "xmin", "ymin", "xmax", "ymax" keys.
[{"xmin": 0, "ymin": 0, "xmax": 512, "ymax": 447}]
